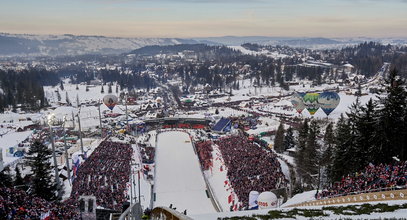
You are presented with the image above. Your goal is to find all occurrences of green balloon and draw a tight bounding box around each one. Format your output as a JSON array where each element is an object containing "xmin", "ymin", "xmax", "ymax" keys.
[{"xmin": 303, "ymin": 93, "xmax": 320, "ymax": 115}]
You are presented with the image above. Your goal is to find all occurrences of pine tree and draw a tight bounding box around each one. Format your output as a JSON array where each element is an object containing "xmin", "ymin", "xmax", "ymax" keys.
[
  {"xmin": 296, "ymin": 119, "xmax": 309, "ymax": 167},
  {"xmin": 332, "ymin": 114, "xmax": 352, "ymax": 181},
  {"xmin": 101, "ymin": 85, "xmax": 105, "ymax": 94},
  {"xmin": 65, "ymin": 91, "xmax": 71, "ymax": 105},
  {"xmin": 60, "ymin": 81, "xmax": 64, "ymax": 91},
  {"xmin": 356, "ymin": 82, "xmax": 362, "ymax": 97},
  {"xmin": 304, "ymin": 120, "xmax": 320, "ymax": 177},
  {"xmin": 295, "ymin": 119, "xmax": 309, "ymax": 183},
  {"xmin": 25, "ymin": 141, "xmax": 58, "ymax": 201},
  {"xmin": 357, "ymin": 99, "xmax": 377, "ymax": 164},
  {"xmin": 345, "ymin": 98, "xmax": 363, "ymax": 170},
  {"xmin": 56, "ymin": 89, "xmax": 61, "ymax": 102},
  {"xmin": 374, "ymin": 68, "xmax": 407, "ymax": 162},
  {"xmin": 14, "ymin": 166, "xmax": 24, "ymax": 187},
  {"xmin": 274, "ymin": 123, "xmax": 285, "ymax": 153},
  {"xmin": 322, "ymin": 122, "xmax": 335, "ymax": 182},
  {"xmin": 322, "ymin": 123, "xmax": 335, "ymax": 163},
  {"xmin": 0, "ymin": 167, "xmax": 13, "ymax": 187},
  {"xmin": 283, "ymin": 126, "xmax": 295, "ymax": 150},
  {"xmin": 108, "ymin": 83, "xmax": 112, "ymax": 93}
]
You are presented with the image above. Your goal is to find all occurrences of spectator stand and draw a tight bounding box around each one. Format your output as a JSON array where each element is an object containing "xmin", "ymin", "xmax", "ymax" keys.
[
  {"xmin": 0, "ymin": 187, "xmax": 78, "ymax": 219},
  {"xmin": 317, "ymin": 161, "xmax": 407, "ymax": 200},
  {"xmin": 198, "ymin": 135, "xmax": 288, "ymax": 210},
  {"xmin": 286, "ymin": 186, "xmax": 407, "ymax": 208},
  {"xmin": 67, "ymin": 140, "xmax": 133, "ymax": 211}
]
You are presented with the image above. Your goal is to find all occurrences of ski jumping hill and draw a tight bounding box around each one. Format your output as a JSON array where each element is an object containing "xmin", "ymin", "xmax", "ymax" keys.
[{"xmin": 154, "ymin": 131, "xmax": 215, "ymax": 215}]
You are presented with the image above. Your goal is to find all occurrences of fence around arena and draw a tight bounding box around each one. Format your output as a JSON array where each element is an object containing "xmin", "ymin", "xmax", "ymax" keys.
[{"xmin": 286, "ymin": 186, "xmax": 407, "ymax": 207}]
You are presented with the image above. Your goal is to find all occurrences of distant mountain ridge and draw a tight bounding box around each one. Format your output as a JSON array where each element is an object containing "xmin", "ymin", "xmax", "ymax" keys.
[
  {"xmin": 0, "ymin": 33, "xmax": 199, "ymax": 57},
  {"xmin": 194, "ymin": 36, "xmax": 407, "ymax": 48},
  {"xmin": 1, "ymin": 33, "xmax": 406, "ymax": 57}
]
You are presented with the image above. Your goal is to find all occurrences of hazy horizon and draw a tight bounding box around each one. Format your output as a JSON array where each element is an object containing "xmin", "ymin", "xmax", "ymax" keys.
[
  {"xmin": 1, "ymin": 0, "xmax": 407, "ymax": 38},
  {"xmin": 2, "ymin": 32, "xmax": 407, "ymax": 39}
]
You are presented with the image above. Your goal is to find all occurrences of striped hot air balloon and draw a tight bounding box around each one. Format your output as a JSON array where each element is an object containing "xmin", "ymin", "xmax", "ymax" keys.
[
  {"xmin": 291, "ymin": 92, "xmax": 306, "ymax": 114},
  {"xmin": 318, "ymin": 91, "xmax": 340, "ymax": 116},
  {"xmin": 103, "ymin": 94, "xmax": 118, "ymax": 110},
  {"xmin": 303, "ymin": 93, "xmax": 320, "ymax": 115}
]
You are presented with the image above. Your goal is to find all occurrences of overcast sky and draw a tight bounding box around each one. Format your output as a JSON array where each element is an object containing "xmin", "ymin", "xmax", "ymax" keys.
[{"xmin": 1, "ymin": 0, "xmax": 406, "ymax": 38}]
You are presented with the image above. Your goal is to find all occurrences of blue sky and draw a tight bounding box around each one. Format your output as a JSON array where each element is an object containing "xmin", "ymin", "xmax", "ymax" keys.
[{"xmin": 0, "ymin": 0, "xmax": 406, "ymax": 38}]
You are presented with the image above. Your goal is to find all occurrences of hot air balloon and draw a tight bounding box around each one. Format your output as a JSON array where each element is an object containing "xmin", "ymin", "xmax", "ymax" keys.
[
  {"xmin": 291, "ymin": 92, "xmax": 306, "ymax": 114},
  {"xmin": 318, "ymin": 91, "xmax": 340, "ymax": 116},
  {"xmin": 303, "ymin": 93, "xmax": 320, "ymax": 115},
  {"xmin": 103, "ymin": 94, "xmax": 118, "ymax": 111}
]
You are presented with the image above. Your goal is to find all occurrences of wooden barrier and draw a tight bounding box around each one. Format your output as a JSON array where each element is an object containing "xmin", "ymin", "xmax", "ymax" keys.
[
  {"xmin": 286, "ymin": 189, "xmax": 407, "ymax": 207},
  {"xmin": 150, "ymin": 207, "xmax": 193, "ymax": 220}
]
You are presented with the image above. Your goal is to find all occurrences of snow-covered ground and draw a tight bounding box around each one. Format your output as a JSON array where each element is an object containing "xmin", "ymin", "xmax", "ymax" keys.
[
  {"xmin": 229, "ymin": 46, "xmax": 290, "ymax": 59},
  {"xmin": 154, "ymin": 131, "xmax": 215, "ymax": 215},
  {"xmin": 204, "ymin": 143, "xmax": 234, "ymax": 212},
  {"xmin": 44, "ymin": 83, "xmax": 121, "ymax": 107},
  {"xmin": 130, "ymin": 142, "xmax": 153, "ymax": 210},
  {"xmin": 191, "ymin": 199, "xmax": 407, "ymax": 220},
  {"xmin": 1, "ymin": 76, "xmax": 401, "ymax": 219},
  {"xmin": 0, "ymin": 130, "xmax": 33, "ymax": 166}
]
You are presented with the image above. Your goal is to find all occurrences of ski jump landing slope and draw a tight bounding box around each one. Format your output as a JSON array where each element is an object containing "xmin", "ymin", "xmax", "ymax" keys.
[{"xmin": 154, "ymin": 131, "xmax": 215, "ymax": 215}]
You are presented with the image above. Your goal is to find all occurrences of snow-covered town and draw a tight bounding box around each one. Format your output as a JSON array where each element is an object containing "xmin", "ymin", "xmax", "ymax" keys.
[{"xmin": 1, "ymin": 40, "xmax": 407, "ymax": 219}]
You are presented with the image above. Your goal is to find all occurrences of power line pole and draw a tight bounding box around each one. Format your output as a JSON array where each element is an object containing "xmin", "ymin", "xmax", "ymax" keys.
[
  {"xmin": 77, "ymin": 112, "xmax": 84, "ymax": 155},
  {"xmin": 71, "ymin": 111, "xmax": 75, "ymax": 128},
  {"xmin": 138, "ymin": 168, "xmax": 141, "ymax": 203},
  {"xmin": 63, "ymin": 116, "xmax": 71, "ymax": 183},
  {"xmin": 125, "ymin": 93, "xmax": 129, "ymax": 132},
  {"xmin": 130, "ymin": 171, "xmax": 133, "ymax": 206},
  {"xmin": 48, "ymin": 116, "xmax": 61, "ymax": 198},
  {"xmin": 98, "ymin": 101, "xmax": 103, "ymax": 138}
]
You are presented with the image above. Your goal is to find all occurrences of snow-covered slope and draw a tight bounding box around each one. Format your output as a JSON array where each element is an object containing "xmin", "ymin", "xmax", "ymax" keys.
[{"xmin": 154, "ymin": 131, "xmax": 215, "ymax": 215}]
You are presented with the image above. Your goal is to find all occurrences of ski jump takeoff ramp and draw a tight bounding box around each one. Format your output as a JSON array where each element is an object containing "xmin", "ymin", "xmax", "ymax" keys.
[{"xmin": 154, "ymin": 131, "xmax": 215, "ymax": 215}]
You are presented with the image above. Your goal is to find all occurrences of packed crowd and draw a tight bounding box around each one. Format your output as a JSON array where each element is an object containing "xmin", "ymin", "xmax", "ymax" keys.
[
  {"xmin": 68, "ymin": 140, "xmax": 133, "ymax": 211},
  {"xmin": 318, "ymin": 161, "xmax": 407, "ymax": 199},
  {"xmin": 0, "ymin": 187, "xmax": 78, "ymax": 219},
  {"xmin": 215, "ymin": 135, "xmax": 287, "ymax": 208},
  {"xmin": 140, "ymin": 144, "xmax": 155, "ymax": 164},
  {"xmin": 195, "ymin": 141, "xmax": 213, "ymax": 170}
]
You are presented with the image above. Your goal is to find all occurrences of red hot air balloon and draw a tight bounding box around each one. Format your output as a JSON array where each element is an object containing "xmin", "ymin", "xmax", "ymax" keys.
[{"xmin": 103, "ymin": 95, "xmax": 118, "ymax": 110}]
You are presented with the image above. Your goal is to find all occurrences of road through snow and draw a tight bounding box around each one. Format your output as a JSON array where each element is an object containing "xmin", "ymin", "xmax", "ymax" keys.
[{"xmin": 154, "ymin": 131, "xmax": 215, "ymax": 215}]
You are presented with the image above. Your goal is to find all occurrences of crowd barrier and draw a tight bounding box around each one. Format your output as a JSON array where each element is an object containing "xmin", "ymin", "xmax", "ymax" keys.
[{"xmin": 286, "ymin": 187, "xmax": 407, "ymax": 207}]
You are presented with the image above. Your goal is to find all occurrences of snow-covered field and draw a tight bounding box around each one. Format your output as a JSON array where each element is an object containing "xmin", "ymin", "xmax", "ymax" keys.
[
  {"xmin": 249, "ymin": 91, "xmax": 376, "ymax": 120},
  {"xmin": 154, "ymin": 131, "xmax": 215, "ymax": 215},
  {"xmin": 0, "ymin": 130, "xmax": 32, "ymax": 166},
  {"xmin": 204, "ymin": 143, "xmax": 233, "ymax": 212},
  {"xmin": 229, "ymin": 46, "xmax": 290, "ymax": 59},
  {"xmin": 191, "ymin": 200, "xmax": 407, "ymax": 220},
  {"xmin": 44, "ymin": 83, "xmax": 121, "ymax": 107}
]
